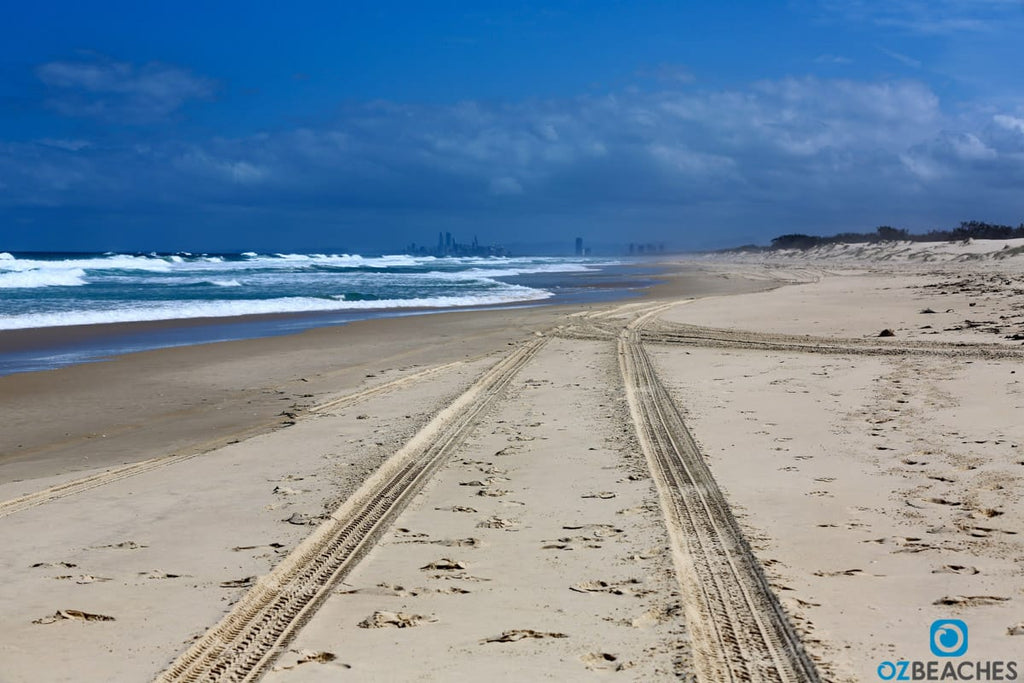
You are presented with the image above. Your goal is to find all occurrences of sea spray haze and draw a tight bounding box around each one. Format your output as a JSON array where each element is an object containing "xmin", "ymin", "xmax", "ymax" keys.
[{"xmin": 0, "ymin": 251, "xmax": 613, "ymax": 330}]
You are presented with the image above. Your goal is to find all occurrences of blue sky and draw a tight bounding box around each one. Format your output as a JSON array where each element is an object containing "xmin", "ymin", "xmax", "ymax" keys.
[{"xmin": 2, "ymin": 1, "xmax": 1024, "ymax": 252}]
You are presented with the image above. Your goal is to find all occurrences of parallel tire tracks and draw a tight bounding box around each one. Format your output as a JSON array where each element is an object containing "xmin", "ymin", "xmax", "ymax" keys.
[
  {"xmin": 619, "ymin": 316, "xmax": 820, "ymax": 682},
  {"xmin": 155, "ymin": 339, "xmax": 545, "ymax": 683},
  {"xmin": 640, "ymin": 321, "xmax": 1022, "ymax": 359},
  {"xmin": 0, "ymin": 359, "xmax": 475, "ymax": 519}
]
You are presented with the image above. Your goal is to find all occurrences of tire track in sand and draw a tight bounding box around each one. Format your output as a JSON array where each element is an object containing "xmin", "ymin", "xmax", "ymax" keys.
[
  {"xmin": 640, "ymin": 320, "xmax": 1022, "ymax": 359},
  {"xmin": 619, "ymin": 309, "xmax": 821, "ymax": 682},
  {"xmin": 155, "ymin": 339, "xmax": 545, "ymax": 683},
  {"xmin": 0, "ymin": 359, "xmax": 476, "ymax": 519}
]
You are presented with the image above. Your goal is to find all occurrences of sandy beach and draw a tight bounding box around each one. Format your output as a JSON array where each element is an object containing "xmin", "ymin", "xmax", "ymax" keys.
[{"xmin": 1, "ymin": 246, "xmax": 1023, "ymax": 681}]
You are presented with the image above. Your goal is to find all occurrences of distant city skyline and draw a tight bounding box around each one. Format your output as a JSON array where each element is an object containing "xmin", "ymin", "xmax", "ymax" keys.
[{"xmin": 2, "ymin": 1, "xmax": 1024, "ymax": 253}]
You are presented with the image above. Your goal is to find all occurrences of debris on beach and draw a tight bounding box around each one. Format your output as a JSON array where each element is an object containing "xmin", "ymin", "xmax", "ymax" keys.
[
  {"xmin": 357, "ymin": 611, "xmax": 435, "ymax": 629},
  {"xmin": 420, "ymin": 558, "xmax": 466, "ymax": 571},
  {"xmin": 933, "ymin": 595, "xmax": 1009, "ymax": 607},
  {"xmin": 33, "ymin": 610, "xmax": 115, "ymax": 624},
  {"xmin": 481, "ymin": 629, "xmax": 568, "ymax": 643},
  {"xmin": 220, "ymin": 576, "xmax": 257, "ymax": 588},
  {"xmin": 282, "ymin": 512, "xmax": 314, "ymax": 525}
]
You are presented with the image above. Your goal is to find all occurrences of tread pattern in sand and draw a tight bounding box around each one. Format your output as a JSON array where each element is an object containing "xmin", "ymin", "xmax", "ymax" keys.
[
  {"xmin": 154, "ymin": 339, "xmax": 545, "ymax": 683},
  {"xmin": 619, "ymin": 310, "xmax": 821, "ymax": 682},
  {"xmin": 0, "ymin": 359, "xmax": 474, "ymax": 520},
  {"xmin": 639, "ymin": 320, "xmax": 1024, "ymax": 359},
  {"xmin": 556, "ymin": 307, "xmax": 1024, "ymax": 360}
]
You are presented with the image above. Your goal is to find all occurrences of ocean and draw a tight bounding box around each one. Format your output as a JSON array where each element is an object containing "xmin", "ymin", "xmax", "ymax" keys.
[{"xmin": 0, "ymin": 251, "xmax": 652, "ymax": 375}]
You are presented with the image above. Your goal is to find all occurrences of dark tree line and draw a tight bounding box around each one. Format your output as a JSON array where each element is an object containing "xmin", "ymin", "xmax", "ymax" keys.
[{"xmin": 769, "ymin": 221, "xmax": 1024, "ymax": 251}]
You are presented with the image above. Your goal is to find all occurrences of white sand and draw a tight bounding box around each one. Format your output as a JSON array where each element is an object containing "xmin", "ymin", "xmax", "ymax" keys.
[{"xmin": 1, "ymin": 249, "xmax": 1022, "ymax": 681}]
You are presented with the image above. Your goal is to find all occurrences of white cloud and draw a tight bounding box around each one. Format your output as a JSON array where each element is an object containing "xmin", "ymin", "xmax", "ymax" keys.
[
  {"xmin": 994, "ymin": 114, "xmax": 1024, "ymax": 134},
  {"xmin": 648, "ymin": 144, "xmax": 735, "ymax": 176},
  {"xmin": 35, "ymin": 56, "xmax": 216, "ymax": 122},
  {"xmin": 947, "ymin": 132, "xmax": 996, "ymax": 161},
  {"xmin": 6, "ymin": 74, "xmax": 1024, "ymax": 243}
]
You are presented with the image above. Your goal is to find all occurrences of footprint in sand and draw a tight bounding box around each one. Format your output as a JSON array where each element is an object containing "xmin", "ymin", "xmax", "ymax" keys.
[
  {"xmin": 93, "ymin": 540, "xmax": 147, "ymax": 550},
  {"xmin": 581, "ymin": 491, "xmax": 617, "ymax": 500},
  {"xmin": 420, "ymin": 559, "xmax": 467, "ymax": 571},
  {"xmin": 220, "ymin": 576, "xmax": 257, "ymax": 588},
  {"xmin": 283, "ymin": 512, "xmax": 317, "ymax": 525},
  {"xmin": 562, "ymin": 524, "xmax": 623, "ymax": 535},
  {"xmin": 481, "ymin": 629, "xmax": 568, "ymax": 643},
  {"xmin": 934, "ymin": 595, "xmax": 1009, "ymax": 607},
  {"xmin": 630, "ymin": 603, "xmax": 683, "ymax": 628},
  {"xmin": 813, "ymin": 568, "xmax": 865, "ymax": 577},
  {"xmin": 961, "ymin": 524, "xmax": 1017, "ymax": 538},
  {"xmin": 570, "ymin": 579, "xmax": 651, "ymax": 597},
  {"xmin": 396, "ymin": 537, "xmax": 481, "ymax": 548},
  {"xmin": 932, "ymin": 565, "xmax": 980, "ymax": 575},
  {"xmin": 339, "ymin": 583, "xmax": 470, "ymax": 597},
  {"xmin": 432, "ymin": 538, "xmax": 482, "ymax": 548},
  {"xmin": 232, "ymin": 542, "xmax": 286, "ymax": 552},
  {"xmin": 477, "ymin": 517, "xmax": 518, "ymax": 530},
  {"xmin": 436, "ymin": 505, "xmax": 477, "ymax": 513},
  {"xmin": 53, "ymin": 575, "xmax": 112, "ymax": 584},
  {"xmin": 357, "ymin": 611, "xmax": 436, "ymax": 629},
  {"xmin": 394, "ymin": 528, "xmax": 429, "ymax": 538},
  {"xmin": 581, "ymin": 652, "xmax": 629, "ymax": 671},
  {"xmin": 33, "ymin": 609, "xmax": 115, "ymax": 624},
  {"xmin": 139, "ymin": 570, "xmax": 186, "ymax": 580},
  {"xmin": 272, "ymin": 650, "xmax": 350, "ymax": 672},
  {"xmin": 623, "ymin": 546, "xmax": 663, "ymax": 562},
  {"xmin": 272, "ymin": 485, "xmax": 306, "ymax": 496},
  {"xmin": 460, "ymin": 480, "xmax": 488, "ymax": 487}
]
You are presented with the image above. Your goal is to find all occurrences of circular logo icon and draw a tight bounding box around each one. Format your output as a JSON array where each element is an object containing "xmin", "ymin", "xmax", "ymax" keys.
[{"xmin": 930, "ymin": 619, "xmax": 968, "ymax": 657}]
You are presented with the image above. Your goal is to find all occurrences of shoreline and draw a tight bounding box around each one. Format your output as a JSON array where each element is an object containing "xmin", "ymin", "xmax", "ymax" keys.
[
  {"xmin": 0, "ymin": 262, "xmax": 664, "ymax": 377},
  {"xmin": 0, "ymin": 263, "xmax": 770, "ymax": 486}
]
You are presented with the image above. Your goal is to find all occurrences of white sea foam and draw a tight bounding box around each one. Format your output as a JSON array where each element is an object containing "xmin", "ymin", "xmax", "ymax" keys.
[
  {"xmin": 265, "ymin": 253, "xmax": 427, "ymax": 268},
  {"xmin": 0, "ymin": 254, "xmax": 173, "ymax": 273},
  {"xmin": 0, "ymin": 252, "xmax": 612, "ymax": 332},
  {"xmin": 0, "ymin": 268, "xmax": 88, "ymax": 289},
  {"xmin": 0, "ymin": 286, "xmax": 551, "ymax": 329}
]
